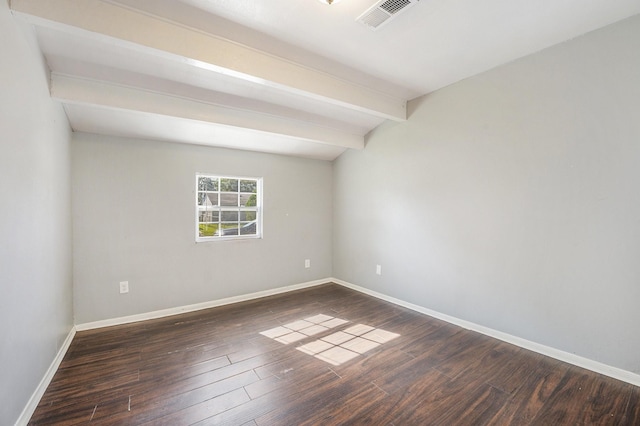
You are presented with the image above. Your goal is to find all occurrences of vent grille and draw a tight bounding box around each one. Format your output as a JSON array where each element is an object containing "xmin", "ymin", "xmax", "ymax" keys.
[
  {"xmin": 356, "ymin": 0, "xmax": 420, "ymax": 30},
  {"xmin": 380, "ymin": 0, "xmax": 411, "ymax": 14}
]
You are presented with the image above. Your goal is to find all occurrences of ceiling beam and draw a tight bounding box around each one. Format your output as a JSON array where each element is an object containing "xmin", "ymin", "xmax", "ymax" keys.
[
  {"xmin": 50, "ymin": 73, "xmax": 364, "ymax": 149},
  {"xmin": 11, "ymin": 0, "xmax": 407, "ymax": 122}
]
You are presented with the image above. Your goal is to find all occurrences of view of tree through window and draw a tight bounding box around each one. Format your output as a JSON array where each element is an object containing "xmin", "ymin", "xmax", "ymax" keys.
[{"xmin": 196, "ymin": 174, "xmax": 261, "ymax": 240}]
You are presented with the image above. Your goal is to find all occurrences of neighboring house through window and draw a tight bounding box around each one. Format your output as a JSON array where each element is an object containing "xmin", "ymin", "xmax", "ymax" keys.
[{"xmin": 196, "ymin": 174, "xmax": 262, "ymax": 241}]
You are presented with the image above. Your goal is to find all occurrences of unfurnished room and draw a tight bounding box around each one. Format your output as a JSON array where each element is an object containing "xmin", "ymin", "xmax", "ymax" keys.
[{"xmin": 2, "ymin": 0, "xmax": 640, "ymax": 424}]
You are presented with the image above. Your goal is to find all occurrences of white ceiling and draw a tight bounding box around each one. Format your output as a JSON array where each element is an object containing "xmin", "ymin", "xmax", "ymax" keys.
[{"xmin": 10, "ymin": 0, "xmax": 640, "ymax": 160}]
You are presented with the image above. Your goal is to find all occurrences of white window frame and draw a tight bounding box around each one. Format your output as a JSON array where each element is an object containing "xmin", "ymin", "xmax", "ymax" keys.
[{"xmin": 195, "ymin": 174, "xmax": 263, "ymax": 242}]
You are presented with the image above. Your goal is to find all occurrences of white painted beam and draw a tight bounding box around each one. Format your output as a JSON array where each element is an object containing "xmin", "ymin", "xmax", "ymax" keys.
[
  {"xmin": 51, "ymin": 73, "xmax": 364, "ymax": 149},
  {"xmin": 64, "ymin": 104, "xmax": 349, "ymax": 161},
  {"xmin": 11, "ymin": 0, "xmax": 407, "ymax": 121}
]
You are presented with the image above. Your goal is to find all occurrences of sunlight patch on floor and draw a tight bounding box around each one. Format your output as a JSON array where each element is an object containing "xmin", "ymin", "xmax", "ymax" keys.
[{"xmin": 260, "ymin": 315, "xmax": 400, "ymax": 366}]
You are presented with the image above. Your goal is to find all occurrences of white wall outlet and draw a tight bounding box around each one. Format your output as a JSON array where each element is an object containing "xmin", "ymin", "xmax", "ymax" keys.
[
  {"xmin": 376, "ymin": 264, "xmax": 382, "ymax": 275},
  {"xmin": 305, "ymin": 259, "xmax": 311, "ymax": 268},
  {"xmin": 119, "ymin": 281, "xmax": 129, "ymax": 294}
]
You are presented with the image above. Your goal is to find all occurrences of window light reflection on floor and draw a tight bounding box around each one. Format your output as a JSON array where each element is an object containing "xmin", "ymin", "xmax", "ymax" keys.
[{"xmin": 259, "ymin": 315, "xmax": 400, "ymax": 366}]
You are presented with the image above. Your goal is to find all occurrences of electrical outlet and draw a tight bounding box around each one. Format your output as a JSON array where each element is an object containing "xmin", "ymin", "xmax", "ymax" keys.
[
  {"xmin": 305, "ymin": 259, "xmax": 311, "ymax": 268},
  {"xmin": 376, "ymin": 265, "xmax": 382, "ymax": 275},
  {"xmin": 119, "ymin": 281, "xmax": 129, "ymax": 294}
]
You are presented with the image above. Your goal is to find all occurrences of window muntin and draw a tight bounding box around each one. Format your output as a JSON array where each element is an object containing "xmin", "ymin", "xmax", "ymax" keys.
[{"xmin": 196, "ymin": 174, "xmax": 261, "ymax": 241}]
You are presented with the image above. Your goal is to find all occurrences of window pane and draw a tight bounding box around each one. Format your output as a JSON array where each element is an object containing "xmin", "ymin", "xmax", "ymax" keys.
[
  {"xmin": 199, "ymin": 223, "xmax": 218, "ymax": 237},
  {"xmin": 240, "ymin": 210, "xmax": 256, "ymax": 221},
  {"xmin": 198, "ymin": 192, "xmax": 218, "ymax": 206},
  {"xmin": 240, "ymin": 193, "xmax": 257, "ymax": 207},
  {"xmin": 221, "ymin": 211, "xmax": 238, "ymax": 221},
  {"xmin": 198, "ymin": 177, "xmax": 218, "ymax": 191},
  {"xmin": 199, "ymin": 210, "xmax": 219, "ymax": 223},
  {"xmin": 240, "ymin": 221, "xmax": 257, "ymax": 235},
  {"xmin": 220, "ymin": 193, "xmax": 238, "ymax": 206},
  {"xmin": 219, "ymin": 223, "xmax": 239, "ymax": 236},
  {"xmin": 240, "ymin": 180, "xmax": 257, "ymax": 193},
  {"xmin": 220, "ymin": 178, "xmax": 238, "ymax": 192}
]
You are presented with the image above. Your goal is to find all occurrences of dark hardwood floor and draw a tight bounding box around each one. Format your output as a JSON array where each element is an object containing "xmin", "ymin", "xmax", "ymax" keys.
[{"xmin": 30, "ymin": 283, "xmax": 639, "ymax": 425}]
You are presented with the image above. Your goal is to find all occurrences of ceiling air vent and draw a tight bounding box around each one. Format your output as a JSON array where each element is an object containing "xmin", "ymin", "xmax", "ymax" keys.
[{"xmin": 356, "ymin": 0, "xmax": 420, "ymax": 31}]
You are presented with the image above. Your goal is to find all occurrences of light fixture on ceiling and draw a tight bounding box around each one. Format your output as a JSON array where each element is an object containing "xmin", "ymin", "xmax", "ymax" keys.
[{"xmin": 318, "ymin": 0, "xmax": 342, "ymax": 4}]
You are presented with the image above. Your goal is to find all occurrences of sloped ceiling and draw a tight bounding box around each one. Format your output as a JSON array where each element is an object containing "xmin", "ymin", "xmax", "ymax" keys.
[{"xmin": 10, "ymin": 0, "xmax": 640, "ymax": 160}]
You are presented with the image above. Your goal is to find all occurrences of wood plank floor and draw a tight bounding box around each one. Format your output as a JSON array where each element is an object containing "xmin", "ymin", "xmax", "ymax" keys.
[{"xmin": 30, "ymin": 283, "xmax": 639, "ymax": 425}]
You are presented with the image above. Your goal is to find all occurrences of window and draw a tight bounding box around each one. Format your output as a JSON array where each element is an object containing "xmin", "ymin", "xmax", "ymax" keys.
[{"xmin": 196, "ymin": 174, "xmax": 262, "ymax": 241}]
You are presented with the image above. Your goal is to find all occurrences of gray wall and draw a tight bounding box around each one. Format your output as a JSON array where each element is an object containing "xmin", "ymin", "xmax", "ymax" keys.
[
  {"xmin": 72, "ymin": 133, "xmax": 332, "ymax": 324},
  {"xmin": 0, "ymin": 2, "xmax": 74, "ymax": 424},
  {"xmin": 333, "ymin": 15, "xmax": 640, "ymax": 374}
]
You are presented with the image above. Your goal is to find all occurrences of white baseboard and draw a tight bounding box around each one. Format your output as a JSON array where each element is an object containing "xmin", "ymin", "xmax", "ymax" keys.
[
  {"xmin": 15, "ymin": 326, "xmax": 76, "ymax": 426},
  {"xmin": 331, "ymin": 277, "xmax": 640, "ymax": 388},
  {"xmin": 76, "ymin": 278, "xmax": 329, "ymax": 331}
]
